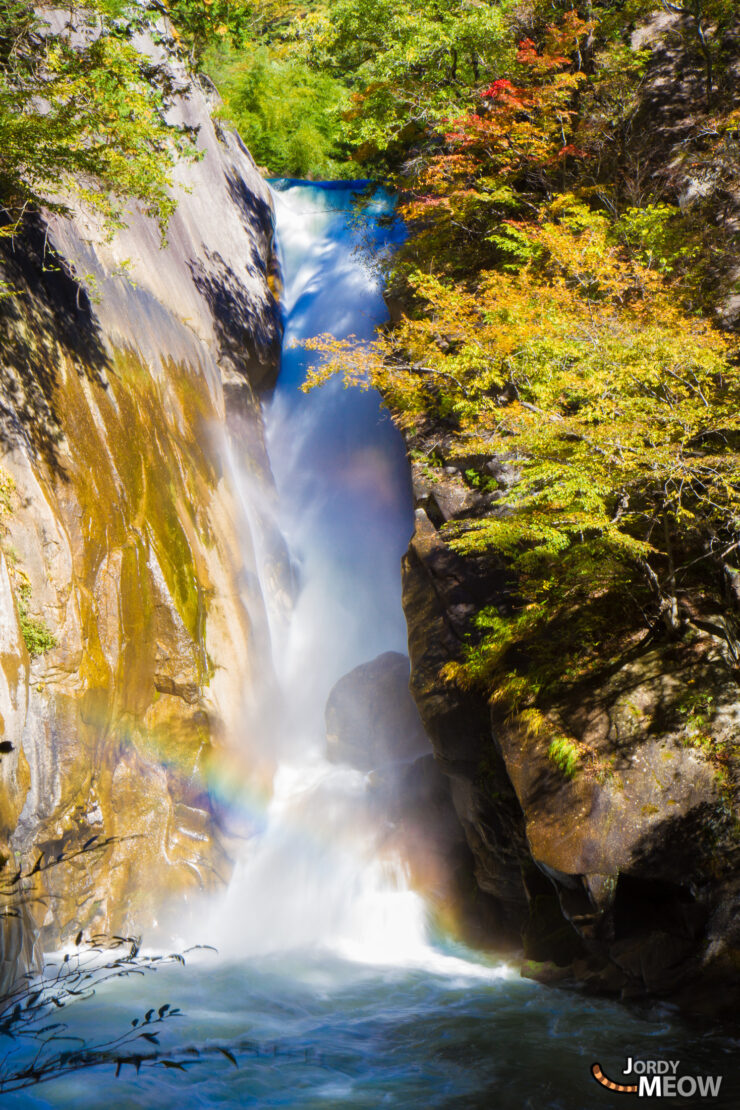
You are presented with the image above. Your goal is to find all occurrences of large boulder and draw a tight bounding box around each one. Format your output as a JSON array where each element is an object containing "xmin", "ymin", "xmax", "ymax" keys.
[{"xmin": 325, "ymin": 651, "xmax": 430, "ymax": 770}]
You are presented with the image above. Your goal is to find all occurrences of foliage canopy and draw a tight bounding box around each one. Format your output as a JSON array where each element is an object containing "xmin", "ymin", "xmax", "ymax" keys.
[
  {"xmin": 206, "ymin": 41, "xmax": 354, "ymax": 177},
  {"xmin": 297, "ymin": 0, "xmax": 740, "ymax": 737},
  {"xmin": 0, "ymin": 0, "xmax": 201, "ymax": 229}
]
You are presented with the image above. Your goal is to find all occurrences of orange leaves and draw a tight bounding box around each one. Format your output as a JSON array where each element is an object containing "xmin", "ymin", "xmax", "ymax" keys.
[
  {"xmin": 515, "ymin": 10, "xmax": 594, "ymax": 74},
  {"xmin": 384, "ymin": 9, "xmax": 601, "ymax": 275},
  {"xmin": 440, "ymin": 73, "xmax": 583, "ymax": 178},
  {"xmin": 556, "ymin": 143, "xmax": 588, "ymax": 160},
  {"xmin": 516, "ymin": 36, "xmax": 568, "ymax": 72},
  {"xmin": 524, "ymin": 10, "xmax": 596, "ymax": 71}
]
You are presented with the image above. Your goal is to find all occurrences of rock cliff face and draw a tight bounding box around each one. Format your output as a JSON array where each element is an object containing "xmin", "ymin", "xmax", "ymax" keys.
[
  {"xmin": 402, "ymin": 465, "xmax": 740, "ymax": 1020},
  {"xmin": 0, "ymin": 70, "xmax": 281, "ymax": 946}
]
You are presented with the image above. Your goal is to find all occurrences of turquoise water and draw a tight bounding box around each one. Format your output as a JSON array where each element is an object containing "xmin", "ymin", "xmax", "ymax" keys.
[{"xmin": 4, "ymin": 949, "xmax": 737, "ymax": 1107}]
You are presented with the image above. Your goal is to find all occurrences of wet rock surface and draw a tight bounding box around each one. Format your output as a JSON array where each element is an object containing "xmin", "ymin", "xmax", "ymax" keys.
[
  {"xmin": 371, "ymin": 753, "xmax": 514, "ymax": 947},
  {"xmin": 401, "ymin": 509, "xmax": 533, "ymax": 942},
  {"xmin": 0, "ymin": 60, "xmax": 283, "ymax": 943}
]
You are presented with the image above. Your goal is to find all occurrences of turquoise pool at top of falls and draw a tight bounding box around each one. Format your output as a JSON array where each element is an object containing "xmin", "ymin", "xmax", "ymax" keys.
[{"xmin": 3, "ymin": 183, "xmax": 737, "ymax": 1108}]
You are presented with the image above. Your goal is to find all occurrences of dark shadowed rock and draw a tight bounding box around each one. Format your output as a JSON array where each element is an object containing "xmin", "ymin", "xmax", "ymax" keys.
[
  {"xmin": 325, "ymin": 651, "xmax": 430, "ymax": 770},
  {"xmin": 401, "ymin": 508, "xmax": 531, "ymax": 938},
  {"xmin": 401, "ymin": 503, "xmax": 740, "ymax": 1020},
  {"xmin": 370, "ymin": 754, "xmax": 519, "ymax": 949}
]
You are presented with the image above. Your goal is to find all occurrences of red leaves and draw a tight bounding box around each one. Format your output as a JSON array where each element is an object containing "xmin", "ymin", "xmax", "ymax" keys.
[
  {"xmin": 424, "ymin": 10, "xmax": 594, "ymax": 216},
  {"xmin": 482, "ymin": 78, "xmax": 518, "ymax": 100},
  {"xmin": 557, "ymin": 143, "xmax": 587, "ymax": 160}
]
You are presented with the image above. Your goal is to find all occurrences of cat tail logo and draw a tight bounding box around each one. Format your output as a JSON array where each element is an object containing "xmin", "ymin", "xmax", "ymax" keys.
[
  {"xmin": 591, "ymin": 1061, "xmax": 723, "ymax": 1098},
  {"xmin": 592, "ymin": 1064, "xmax": 637, "ymax": 1093}
]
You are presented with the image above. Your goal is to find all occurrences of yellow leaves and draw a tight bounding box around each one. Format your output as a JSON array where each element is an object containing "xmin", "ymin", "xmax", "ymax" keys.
[
  {"xmin": 305, "ymin": 226, "xmax": 734, "ymax": 472},
  {"xmin": 302, "ymin": 211, "xmax": 739, "ymax": 612}
]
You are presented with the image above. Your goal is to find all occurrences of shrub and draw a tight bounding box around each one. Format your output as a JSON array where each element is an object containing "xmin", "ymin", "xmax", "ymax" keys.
[
  {"xmin": 15, "ymin": 582, "xmax": 57, "ymax": 659},
  {"xmin": 547, "ymin": 737, "xmax": 581, "ymax": 779}
]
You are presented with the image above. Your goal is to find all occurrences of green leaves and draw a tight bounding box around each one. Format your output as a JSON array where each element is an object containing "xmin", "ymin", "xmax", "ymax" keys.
[
  {"xmin": 206, "ymin": 41, "xmax": 354, "ymax": 178},
  {"xmin": 548, "ymin": 736, "xmax": 581, "ymax": 779},
  {"xmin": 297, "ymin": 0, "xmax": 515, "ymax": 167},
  {"xmin": 15, "ymin": 581, "xmax": 57, "ymax": 659},
  {"xmin": 167, "ymin": 0, "xmax": 261, "ymax": 60},
  {"xmin": 0, "ymin": 2, "xmax": 198, "ymax": 229}
]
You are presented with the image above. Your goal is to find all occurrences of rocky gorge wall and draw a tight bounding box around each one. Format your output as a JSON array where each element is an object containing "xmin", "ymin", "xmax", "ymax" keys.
[
  {"xmin": 0, "ymin": 66, "xmax": 282, "ymax": 949},
  {"xmin": 402, "ymin": 460, "xmax": 740, "ymax": 1021},
  {"xmin": 371, "ymin": 7, "xmax": 740, "ymax": 1023}
]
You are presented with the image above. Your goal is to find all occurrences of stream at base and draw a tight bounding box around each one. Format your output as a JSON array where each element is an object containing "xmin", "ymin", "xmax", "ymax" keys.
[
  {"xmin": 6, "ymin": 950, "xmax": 738, "ymax": 1108},
  {"xmin": 4, "ymin": 183, "xmax": 738, "ymax": 1106}
]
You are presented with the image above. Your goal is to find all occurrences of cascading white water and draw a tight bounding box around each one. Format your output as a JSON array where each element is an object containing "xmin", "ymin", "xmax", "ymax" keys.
[
  {"xmin": 210, "ymin": 181, "xmax": 437, "ymax": 963},
  {"xmin": 263, "ymin": 181, "xmax": 413, "ymax": 747}
]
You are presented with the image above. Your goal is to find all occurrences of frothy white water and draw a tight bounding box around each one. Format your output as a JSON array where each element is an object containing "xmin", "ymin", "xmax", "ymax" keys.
[{"xmin": 207, "ymin": 182, "xmax": 437, "ymax": 967}]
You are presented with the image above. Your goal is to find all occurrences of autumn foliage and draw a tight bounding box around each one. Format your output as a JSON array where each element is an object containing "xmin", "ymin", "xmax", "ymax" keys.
[{"xmin": 302, "ymin": 1, "xmax": 740, "ymax": 727}]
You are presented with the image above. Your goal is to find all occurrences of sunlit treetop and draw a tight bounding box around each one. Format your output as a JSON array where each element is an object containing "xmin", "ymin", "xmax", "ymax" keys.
[
  {"xmin": 0, "ymin": 0, "xmax": 203, "ymax": 230},
  {"xmin": 294, "ymin": 0, "xmax": 517, "ymax": 165}
]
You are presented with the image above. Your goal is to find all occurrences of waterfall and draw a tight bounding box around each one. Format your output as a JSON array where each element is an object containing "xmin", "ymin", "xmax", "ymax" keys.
[
  {"xmin": 207, "ymin": 181, "xmax": 436, "ymax": 963},
  {"xmin": 264, "ymin": 181, "xmax": 414, "ymax": 747},
  {"xmin": 5, "ymin": 182, "xmax": 722, "ymax": 1110}
]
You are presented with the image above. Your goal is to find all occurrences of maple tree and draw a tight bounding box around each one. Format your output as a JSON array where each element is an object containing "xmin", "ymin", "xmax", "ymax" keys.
[{"xmin": 394, "ymin": 13, "xmax": 593, "ymax": 279}]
